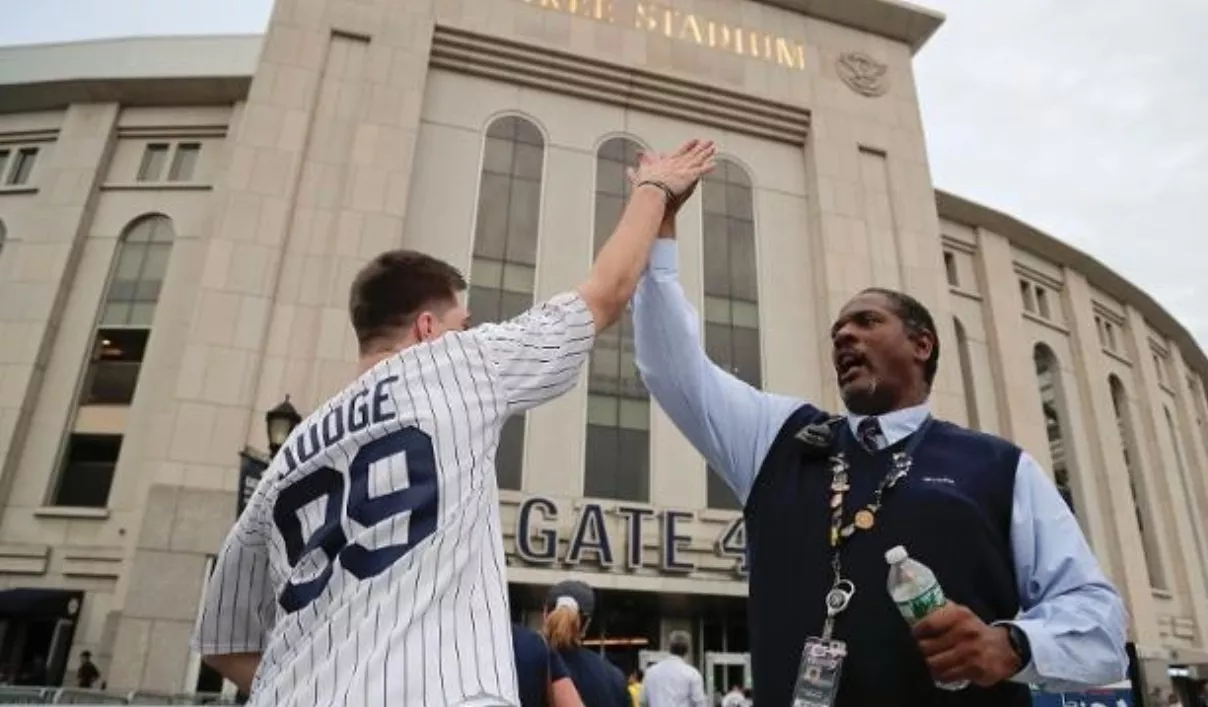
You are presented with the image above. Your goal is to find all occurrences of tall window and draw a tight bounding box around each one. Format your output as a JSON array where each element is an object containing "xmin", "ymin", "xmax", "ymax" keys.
[
  {"xmin": 1033, "ymin": 344, "xmax": 1075, "ymax": 514},
  {"xmin": 584, "ymin": 137, "xmax": 649, "ymax": 502},
  {"xmin": 703, "ymin": 159, "xmax": 760, "ymax": 509},
  {"xmin": 943, "ymin": 251, "xmax": 958, "ymax": 287},
  {"xmin": 1, "ymin": 146, "xmax": 38, "ymax": 186},
  {"xmin": 1163, "ymin": 405, "xmax": 1208, "ymax": 592},
  {"xmin": 1110, "ymin": 375, "xmax": 1166, "ymax": 588},
  {"xmin": 953, "ymin": 318, "xmax": 980, "ymax": 430},
  {"xmin": 53, "ymin": 214, "xmax": 176, "ymax": 507},
  {"xmin": 468, "ymin": 116, "xmax": 544, "ymax": 491}
]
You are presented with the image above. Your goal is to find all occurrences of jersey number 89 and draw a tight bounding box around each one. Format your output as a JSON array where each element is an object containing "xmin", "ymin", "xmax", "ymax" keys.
[{"xmin": 272, "ymin": 427, "xmax": 439, "ymax": 613}]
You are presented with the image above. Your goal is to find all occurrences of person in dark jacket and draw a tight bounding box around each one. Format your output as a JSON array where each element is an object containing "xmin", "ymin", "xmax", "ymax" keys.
[
  {"xmin": 541, "ymin": 581, "xmax": 629, "ymax": 707},
  {"xmin": 512, "ymin": 621, "xmax": 583, "ymax": 707},
  {"xmin": 631, "ymin": 166, "xmax": 1128, "ymax": 707}
]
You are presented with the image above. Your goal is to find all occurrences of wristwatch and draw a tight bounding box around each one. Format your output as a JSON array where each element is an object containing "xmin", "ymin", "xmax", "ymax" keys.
[{"xmin": 1004, "ymin": 623, "xmax": 1033, "ymax": 669}]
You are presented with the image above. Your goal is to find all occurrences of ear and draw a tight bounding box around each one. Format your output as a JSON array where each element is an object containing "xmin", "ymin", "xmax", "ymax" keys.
[
  {"xmin": 413, "ymin": 311, "xmax": 435, "ymax": 341},
  {"xmin": 911, "ymin": 328, "xmax": 935, "ymax": 365}
]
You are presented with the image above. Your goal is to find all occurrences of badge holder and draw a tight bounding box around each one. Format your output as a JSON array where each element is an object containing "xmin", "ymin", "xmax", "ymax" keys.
[{"xmin": 788, "ymin": 582, "xmax": 854, "ymax": 707}]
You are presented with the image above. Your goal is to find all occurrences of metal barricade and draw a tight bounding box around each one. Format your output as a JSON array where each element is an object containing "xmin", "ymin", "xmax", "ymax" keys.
[
  {"xmin": 0, "ymin": 685, "xmax": 54, "ymax": 704},
  {"xmin": 125, "ymin": 691, "xmax": 236, "ymax": 706},
  {"xmin": 0, "ymin": 686, "xmax": 236, "ymax": 705},
  {"xmin": 50, "ymin": 687, "xmax": 128, "ymax": 703}
]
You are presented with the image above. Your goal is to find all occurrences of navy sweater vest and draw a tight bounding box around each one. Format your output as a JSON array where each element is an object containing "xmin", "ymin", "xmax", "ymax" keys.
[{"xmin": 744, "ymin": 404, "xmax": 1030, "ymax": 707}]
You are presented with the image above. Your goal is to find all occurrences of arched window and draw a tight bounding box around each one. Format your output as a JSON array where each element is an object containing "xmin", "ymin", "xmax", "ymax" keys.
[
  {"xmin": 468, "ymin": 115, "xmax": 545, "ymax": 491},
  {"xmin": 1033, "ymin": 344, "xmax": 1075, "ymax": 514},
  {"xmin": 1163, "ymin": 405, "xmax": 1208, "ymax": 592},
  {"xmin": 1110, "ymin": 375, "xmax": 1166, "ymax": 588},
  {"xmin": 703, "ymin": 158, "xmax": 759, "ymax": 509},
  {"xmin": 953, "ymin": 317, "xmax": 980, "ymax": 430},
  {"xmin": 584, "ymin": 137, "xmax": 649, "ymax": 502},
  {"xmin": 53, "ymin": 214, "xmax": 177, "ymax": 508}
]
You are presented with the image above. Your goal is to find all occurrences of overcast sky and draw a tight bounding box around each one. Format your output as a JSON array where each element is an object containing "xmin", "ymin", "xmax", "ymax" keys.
[{"xmin": 4, "ymin": 0, "xmax": 1206, "ymax": 344}]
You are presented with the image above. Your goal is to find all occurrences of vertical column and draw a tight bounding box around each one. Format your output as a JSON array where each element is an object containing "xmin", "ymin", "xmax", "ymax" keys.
[
  {"xmin": 0, "ymin": 103, "xmax": 119, "ymax": 506},
  {"xmin": 523, "ymin": 146, "xmax": 595, "ymax": 499},
  {"xmin": 106, "ymin": 0, "xmax": 440, "ymax": 691},
  {"xmin": 1062, "ymin": 272, "xmax": 1157, "ymax": 635},
  {"xmin": 1160, "ymin": 347, "xmax": 1208, "ymax": 647},
  {"xmin": 803, "ymin": 88, "xmax": 956, "ymax": 416},
  {"xmin": 1120, "ymin": 305, "xmax": 1183, "ymax": 648},
  {"xmin": 972, "ymin": 230, "xmax": 1050, "ymax": 462}
]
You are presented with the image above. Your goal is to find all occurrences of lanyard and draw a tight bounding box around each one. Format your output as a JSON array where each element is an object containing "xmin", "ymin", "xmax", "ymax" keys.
[{"xmin": 820, "ymin": 416, "xmax": 934, "ymax": 640}]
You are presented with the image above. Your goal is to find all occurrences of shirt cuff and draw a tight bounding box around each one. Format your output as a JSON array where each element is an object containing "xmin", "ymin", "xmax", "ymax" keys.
[
  {"xmin": 993, "ymin": 619, "xmax": 1043, "ymax": 686},
  {"xmin": 648, "ymin": 239, "xmax": 679, "ymax": 280}
]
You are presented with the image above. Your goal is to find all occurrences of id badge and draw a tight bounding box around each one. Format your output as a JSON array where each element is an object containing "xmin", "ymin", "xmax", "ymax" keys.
[{"xmin": 789, "ymin": 637, "xmax": 847, "ymax": 707}]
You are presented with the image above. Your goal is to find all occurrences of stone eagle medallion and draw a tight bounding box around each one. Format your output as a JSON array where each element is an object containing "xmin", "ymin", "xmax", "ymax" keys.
[{"xmin": 836, "ymin": 51, "xmax": 889, "ymax": 97}]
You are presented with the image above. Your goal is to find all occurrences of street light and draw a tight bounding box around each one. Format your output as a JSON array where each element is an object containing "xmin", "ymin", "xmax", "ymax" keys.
[{"xmin": 265, "ymin": 395, "xmax": 302, "ymax": 456}]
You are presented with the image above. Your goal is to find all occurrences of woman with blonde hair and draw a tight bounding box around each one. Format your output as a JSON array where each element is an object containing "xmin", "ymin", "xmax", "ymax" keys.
[{"xmin": 542, "ymin": 581, "xmax": 630, "ymax": 707}]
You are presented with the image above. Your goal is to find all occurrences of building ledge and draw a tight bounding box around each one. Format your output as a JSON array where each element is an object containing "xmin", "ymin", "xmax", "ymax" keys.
[
  {"xmin": 766, "ymin": 0, "xmax": 945, "ymax": 53},
  {"xmin": 34, "ymin": 506, "xmax": 111, "ymax": 520},
  {"xmin": 0, "ymin": 543, "xmax": 50, "ymax": 575},
  {"xmin": 100, "ymin": 182, "xmax": 213, "ymax": 193}
]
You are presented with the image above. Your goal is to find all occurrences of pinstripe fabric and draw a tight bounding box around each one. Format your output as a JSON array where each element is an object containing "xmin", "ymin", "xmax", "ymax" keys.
[{"xmin": 191, "ymin": 292, "xmax": 595, "ymax": 707}]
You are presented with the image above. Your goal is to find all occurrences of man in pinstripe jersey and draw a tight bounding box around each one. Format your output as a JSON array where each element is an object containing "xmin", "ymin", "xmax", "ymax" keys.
[{"xmin": 190, "ymin": 139, "xmax": 717, "ymax": 707}]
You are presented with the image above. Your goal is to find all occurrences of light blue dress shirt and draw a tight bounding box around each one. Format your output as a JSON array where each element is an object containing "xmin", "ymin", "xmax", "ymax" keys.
[{"xmin": 632, "ymin": 239, "xmax": 1129, "ymax": 691}]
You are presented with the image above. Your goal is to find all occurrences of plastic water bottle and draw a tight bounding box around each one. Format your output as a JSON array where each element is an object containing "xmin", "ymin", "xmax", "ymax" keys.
[{"xmin": 885, "ymin": 545, "xmax": 969, "ymax": 691}]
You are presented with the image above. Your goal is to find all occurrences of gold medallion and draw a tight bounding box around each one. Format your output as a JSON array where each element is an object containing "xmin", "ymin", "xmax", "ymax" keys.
[{"xmin": 854, "ymin": 509, "xmax": 875, "ymax": 530}]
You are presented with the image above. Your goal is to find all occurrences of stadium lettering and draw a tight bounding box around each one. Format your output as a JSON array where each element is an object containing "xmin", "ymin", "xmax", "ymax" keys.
[
  {"xmin": 518, "ymin": 0, "xmax": 807, "ymax": 71},
  {"xmin": 512, "ymin": 496, "xmax": 748, "ymax": 576}
]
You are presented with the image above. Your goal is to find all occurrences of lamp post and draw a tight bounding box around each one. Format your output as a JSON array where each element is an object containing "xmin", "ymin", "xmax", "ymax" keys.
[
  {"xmin": 237, "ymin": 395, "xmax": 302, "ymax": 518},
  {"xmin": 265, "ymin": 395, "xmax": 302, "ymax": 457}
]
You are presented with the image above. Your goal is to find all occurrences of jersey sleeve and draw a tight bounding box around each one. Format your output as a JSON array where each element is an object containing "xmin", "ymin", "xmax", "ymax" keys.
[
  {"xmin": 191, "ymin": 481, "xmax": 278, "ymax": 656},
  {"xmin": 472, "ymin": 291, "xmax": 596, "ymax": 414}
]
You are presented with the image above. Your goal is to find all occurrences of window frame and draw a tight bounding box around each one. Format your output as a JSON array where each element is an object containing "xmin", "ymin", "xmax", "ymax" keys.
[
  {"xmin": 583, "ymin": 135, "xmax": 653, "ymax": 504},
  {"xmin": 0, "ymin": 144, "xmax": 41, "ymax": 187},
  {"xmin": 466, "ymin": 114, "xmax": 547, "ymax": 492}
]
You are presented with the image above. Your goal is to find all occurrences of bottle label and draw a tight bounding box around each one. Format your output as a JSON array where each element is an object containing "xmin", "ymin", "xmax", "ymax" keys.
[{"xmin": 896, "ymin": 582, "xmax": 946, "ymax": 624}]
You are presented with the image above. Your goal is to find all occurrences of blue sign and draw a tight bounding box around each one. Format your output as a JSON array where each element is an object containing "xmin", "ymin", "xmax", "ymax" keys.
[{"xmin": 1031, "ymin": 687, "xmax": 1133, "ymax": 707}]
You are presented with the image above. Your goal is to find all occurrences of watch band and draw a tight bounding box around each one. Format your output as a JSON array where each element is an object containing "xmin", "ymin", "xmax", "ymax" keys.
[
  {"xmin": 636, "ymin": 179, "xmax": 676, "ymax": 204},
  {"xmin": 1005, "ymin": 623, "xmax": 1033, "ymax": 667}
]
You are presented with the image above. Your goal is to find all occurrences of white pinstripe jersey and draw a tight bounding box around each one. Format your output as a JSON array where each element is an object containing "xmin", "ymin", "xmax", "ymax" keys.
[{"xmin": 191, "ymin": 292, "xmax": 595, "ymax": 707}]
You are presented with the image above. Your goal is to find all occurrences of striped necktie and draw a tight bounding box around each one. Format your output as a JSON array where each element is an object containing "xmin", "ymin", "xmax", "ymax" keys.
[{"xmin": 857, "ymin": 417, "xmax": 884, "ymax": 452}]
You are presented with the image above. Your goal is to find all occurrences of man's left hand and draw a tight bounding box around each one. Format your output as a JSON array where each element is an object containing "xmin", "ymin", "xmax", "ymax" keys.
[{"xmin": 912, "ymin": 602, "xmax": 1023, "ymax": 687}]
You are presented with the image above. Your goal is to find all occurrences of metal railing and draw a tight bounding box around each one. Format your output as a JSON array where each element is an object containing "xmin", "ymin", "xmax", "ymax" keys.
[{"xmin": 0, "ymin": 687, "xmax": 235, "ymax": 705}]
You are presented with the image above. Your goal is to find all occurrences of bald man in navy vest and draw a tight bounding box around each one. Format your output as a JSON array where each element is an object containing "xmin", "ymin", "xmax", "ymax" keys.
[{"xmin": 630, "ymin": 164, "xmax": 1128, "ymax": 707}]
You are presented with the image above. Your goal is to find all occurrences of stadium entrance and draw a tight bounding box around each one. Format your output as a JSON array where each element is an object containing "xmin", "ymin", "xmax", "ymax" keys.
[{"xmin": 508, "ymin": 583, "xmax": 749, "ymax": 687}]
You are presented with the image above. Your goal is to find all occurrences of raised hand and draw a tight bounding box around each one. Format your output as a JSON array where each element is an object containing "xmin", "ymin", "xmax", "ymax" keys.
[{"xmin": 627, "ymin": 139, "xmax": 716, "ymax": 199}]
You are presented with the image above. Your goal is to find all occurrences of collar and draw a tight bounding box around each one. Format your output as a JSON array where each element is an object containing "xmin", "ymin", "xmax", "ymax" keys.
[{"xmin": 846, "ymin": 401, "xmax": 932, "ymax": 449}]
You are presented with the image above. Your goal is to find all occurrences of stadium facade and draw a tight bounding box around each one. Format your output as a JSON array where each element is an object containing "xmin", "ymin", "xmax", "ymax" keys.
[{"xmin": 0, "ymin": 0, "xmax": 1205, "ymax": 700}]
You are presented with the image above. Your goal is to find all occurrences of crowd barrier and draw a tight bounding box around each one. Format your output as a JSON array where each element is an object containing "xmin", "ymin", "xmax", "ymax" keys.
[{"xmin": 0, "ymin": 687, "xmax": 235, "ymax": 705}]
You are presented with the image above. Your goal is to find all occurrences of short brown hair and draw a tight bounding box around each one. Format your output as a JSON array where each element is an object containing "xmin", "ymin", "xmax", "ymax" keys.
[{"xmin": 349, "ymin": 249, "xmax": 466, "ymax": 353}]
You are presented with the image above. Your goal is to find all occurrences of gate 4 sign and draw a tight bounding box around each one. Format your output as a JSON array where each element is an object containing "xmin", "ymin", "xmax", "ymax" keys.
[
  {"xmin": 714, "ymin": 516, "xmax": 748, "ymax": 576},
  {"xmin": 513, "ymin": 496, "xmax": 748, "ymax": 576}
]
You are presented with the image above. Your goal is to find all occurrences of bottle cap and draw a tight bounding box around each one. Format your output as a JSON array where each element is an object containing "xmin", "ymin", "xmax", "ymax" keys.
[{"xmin": 884, "ymin": 545, "xmax": 908, "ymax": 564}]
